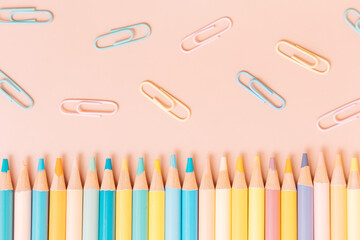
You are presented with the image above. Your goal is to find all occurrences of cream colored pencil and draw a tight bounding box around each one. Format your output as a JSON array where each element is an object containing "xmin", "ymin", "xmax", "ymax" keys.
[
  {"xmin": 314, "ymin": 152, "xmax": 330, "ymax": 240},
  {"xmin": 215, "ymin": 156, "xmax": 231, "ymax": 240},
  {"xmin": 199, "ymin": 158, "xmax": 215, "ymax": 240},
  {"xmin": 14, "ymin": 161, "xmax": 31, "ymax": 240},
  {"xmin": 347, "ymin": 157, "xmax": 360, "ymax": 240},
  {"xmin": 66, "ymin": 160, "xmax": 83, "ymax": 240}
]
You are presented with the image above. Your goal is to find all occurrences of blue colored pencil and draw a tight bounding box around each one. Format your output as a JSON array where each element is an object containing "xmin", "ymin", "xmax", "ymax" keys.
[
  {"xmin": 99, "ymin": 158, "xmax": 116, "ymax": 240},
  {"xmin": 182, "ymin": 158, "xmax": 198, "ymax": 240},
  {"xmin": 0, "ymin": 158, "xmax": 13, "ymax": 240}
]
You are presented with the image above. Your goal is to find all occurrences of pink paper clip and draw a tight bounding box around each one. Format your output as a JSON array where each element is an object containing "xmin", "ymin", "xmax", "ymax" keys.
[
  {"xmin": 180, "ymin": 17, "xmax": 232, "ymax": 53},
  {"xmin": 316, "ymin": 99, "xmax": 360, "ymax": 131},
  {"xmin": 59, "ymin": 99, "xmax": 118, "ymax": 117}
]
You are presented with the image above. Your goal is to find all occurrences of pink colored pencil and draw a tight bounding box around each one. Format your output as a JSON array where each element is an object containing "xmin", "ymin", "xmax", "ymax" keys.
[{"xmin": 265, "ymin": 157, "xmax": 280, "ymax": 240}]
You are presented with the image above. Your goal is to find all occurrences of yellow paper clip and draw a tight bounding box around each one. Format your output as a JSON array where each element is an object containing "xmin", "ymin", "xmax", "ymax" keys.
[
  {"xmin": 140, "ymin": 80, "xmax": 191, "ymax": 122},
  {"xmin": 275, "ymin": 40, "xmax": 330, "ymax": 75}
]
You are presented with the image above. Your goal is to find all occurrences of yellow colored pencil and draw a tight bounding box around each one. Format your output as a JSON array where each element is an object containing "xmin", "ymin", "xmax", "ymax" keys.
[
  {"xmin": 331, "ymin": 154, "xmax": 347, "ymax": 240},
  {"xmin": 232, "ymin": 157, "xmax": 247, "ymax": 240},
  {"xmin": 347, "ymin": 157, "xmax": 360, "ymax": 240},
  {"xmin": 248, "ymin": 156, "xmax": 264, "ymax": 240},
  {"xmin": 281, "ymin": 158, "xmax": 297, "ymax": 240},
  {"xmin": 49, "ymin": 158, "xmax": 67, "ymax": 240},
  {"xmin": 149, "ymin": 159, "xmax": 165, "ymax": 240},
  {"xmin": 116, "ymin": 159, "xmax": 132, "ymax": 240}
]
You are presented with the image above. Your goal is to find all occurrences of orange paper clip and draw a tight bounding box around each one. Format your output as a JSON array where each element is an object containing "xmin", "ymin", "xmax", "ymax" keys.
[
  {"xmin": 276, "ymin": 40, "xmax": 330, "ymax": 75},
  {"xmin": 59, "ymin": 99, "xmax": 118, "ymax": 117},
  {"xmin": 140, "ymin": 80, "xmax": 191, "ymax": 121}
]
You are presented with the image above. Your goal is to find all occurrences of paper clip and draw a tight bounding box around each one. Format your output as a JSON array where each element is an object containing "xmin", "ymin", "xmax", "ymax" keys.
[
  {"xmin": 94, "ymin": 23, "xmax": 151, "ymax": 50},
  {"xmin": 180, "ymin": 17, "xmax": 232, "ymax": 53},
  {"xmin": 344, "ymin": 8, "xmax": 360, "ymax": 35},
  {"xmin": 0, "ymin": 70, "xmax": 33, "ymax": 109},
  {"xmin": 275, "ymin": 40, "xmax": 330, "ymax": 75},
  {"xmin": 140, "ymin": 81, "xmax": 191, "ymax": 121},
  {"xmin": 0, "ymin": 8, "xmax": 53, "ymax": 24},
  {"xmin": 59, "ymin": 99, "xmax": 119, "ymax": 117},
  {"xmin": 317, "ymin": 99, "xmax": 360, "ymax": 132},
  {"xmin": 236, "ymin": 71, "xmax": 285, "ymax": 110}
]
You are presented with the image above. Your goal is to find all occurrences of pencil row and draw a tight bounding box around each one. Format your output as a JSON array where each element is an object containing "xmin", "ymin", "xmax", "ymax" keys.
[{"xmin": 0, "ymin": 153, "xmax": 358, "ymax": 240}]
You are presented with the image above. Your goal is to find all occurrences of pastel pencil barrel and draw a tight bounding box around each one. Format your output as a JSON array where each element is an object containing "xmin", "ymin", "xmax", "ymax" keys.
[
  {"xmin": 49, "ymin": 158, "xmax": 67, "ymax": 240},
  {"xmin": 265, "ymin": 157, "xmax": 280, "ymax": 240},
  {"xmin": 165, "ymin": 155, "xmax": 181, "ymax": 240},
  {"xmin": 331, "ymin": 154, "xmax": 347, "ymax": 240},
  {"xmin": 347, "ymin": 157, "xmax": 360, "ymax": 240},
  {"xmin": 99, "ymin": 158, "xmax": 116, "ymax": 240},
  {"xmin": 132, "ymin": 157, "xmax": 149, "ymax": 240},
  {"xmin": 116, "ymin": 159, "xmax": 132, "ymax": 240},
  {"xmin": 215, "ymin": 157, "xmax": 231, "ymax": 240},
  {"xmin": 232, "ymin": 157, "xmax": 247, "ymax": 240},
  {"xmin": 281, "ymin": 158, "xmax": 297, "ymax": 240},
  {"xmin": 297, "ymin": 153, "xmax": 314, "ymax": 240},
  {"xmin": 32, "ymin": 158, "xmax": 49, "ymax": 240},
  {"xmin": 149, "ymin": 159, "xmax": 165, "ymax": 240},
  {"xmin": 199, "ymin": 159, "xmax": 215, "ymax": 240},
  {"xmin": 66, "ymin": 161, "xmax": 83, "ymax": 240},
  {"xmin": 314, "ymin": 152, "xmax": 330, "ymax": 240},
  {"xmin": 82, "ymin": 157, "xmax": 99, "ymax": 240},
  {"xmin": 14, "ymin": 162, "xmax": 31, "ymax": 240},
  {"xmin": 248, "ymin": 156, "xmax": 264, "ymax": 240},
  {"xmin": 182, "ymin": 157, "xmax": 198, "ymax": 240},
  {"xmin": 0, "ymin": 159, "xmax": 13, "ymax": 240}
]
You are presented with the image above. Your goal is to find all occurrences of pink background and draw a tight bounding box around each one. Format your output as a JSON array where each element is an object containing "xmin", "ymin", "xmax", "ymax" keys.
[{"xmin": 1, "ymin": 0, "xmax": 360, "ymax": 187}]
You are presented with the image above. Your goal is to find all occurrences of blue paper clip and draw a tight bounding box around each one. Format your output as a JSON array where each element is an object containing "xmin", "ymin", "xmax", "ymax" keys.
[
  {"xmin": 0, "ymin": 70, "xmax": 34, "ymax": 109},
  {"xmin": 236, "ymin": 71, "xmax": 285, "ymax": 110},
  {"xmin": 0, "ymin": 8, "xmax": 53, "ymax": 24},
  {"xmin": 94, "ymin": 23, "xmax": 151, "ymax": 50},
  {"xmin": 344, "ymin": 8, "xmax": 360, "ymax": 35}
]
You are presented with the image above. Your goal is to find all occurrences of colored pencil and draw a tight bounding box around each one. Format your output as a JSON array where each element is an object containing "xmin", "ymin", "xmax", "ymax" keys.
[
  {"xmin": 149, "ymin": 159, "xmax": 165, "ymax": 240},
  {"xmin": 132, "ymin": 157, "xmax": 149, "ymax": 240},
  {"xmin": 298, "ymin": 153, "xmax": 314, "ymax": 240},
  {"xmin": 199, "ymin": 158, "xmax": 215, "ymax": 240},
  {"xmin": 14, "ymin": 161, "xmax": 31, "ymax": 240},
  {"xmin": 49, "ymin": 157, "xmax": 67, "ymax": 240},
  {"xmin": 165, "ymin": 155, "xmax": 181, "ymax": 240},
  {"xmin": 281, "ymin": 158, "xmax": 297, "ymax": 240},
  {"xmin": 66, "ymin": 161, "xmax": 83, "ymax": 240},
  {"xmin": 82, "ymin": 157, "xmax": 99, "ymax": 240},
  {"xmin": 314, "ymin": 152, "xmax": 330, "ymax": 240},
  {"xmin": 182, "ymin": 157, "xmax": 198, "ymax": 240},
  {"xmin": 116, "ymin": 158, "xmax": 132, "ymax": 240},
  {"xmin": 32, "ymin": 158, "xmax": 49, "ymax": 240},
  {"xmin": 232, "ymin": 157, "xmax": 247, "ymax": 240},
  {"xmin": 99, "ymin": 158, "xmax": 116, "ymax": 240},
  {"xmin": 347, "ymin": 157, "xmax": 360, "ymax": 240},
  {"xmin": 215, "ymin": 157, "xmax": 231, "ymax": 240},
  {"xmin": 0, "ymin": 159, "xmax": 13, "ymax": 240},
  {"xmin": 330, "ymin": 154, "xmax": 347, "ymax": 240},
  {"xmin": 265, "ymin": 157, "xmax": 280, "ymax": 240},
  {"xmin": 248, "ymin": 156, "xmax": 264, "ymax": 240}
]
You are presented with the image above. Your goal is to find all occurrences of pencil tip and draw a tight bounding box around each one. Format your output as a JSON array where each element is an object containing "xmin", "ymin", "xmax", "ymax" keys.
[
  {"xmin": 89, "ymin": 157, "xmax": 96, "ymax": 171},
  {"xmin": 205, "ymin": 158, "xmax": 212, "ymax": 174},
  {"xmin": 317, "ymin": 152, "xmax": 325, "ymax": 167},
  {"xmin": 55, "ymin": 158, "xmax": 63, "ymax": 177},
  {"xmin": 335, "ymin": 153, "xmax": 342, "ymax": 167},
  {"xmin": 220, "ymin": 156, "xmax": 227, "ymax": 171},
  {"xmin": 301, "ymin": 153, "xmax": 309, "ymax": 167},
  {"xmin": 105, "ymin": 158, "xmax": 112, "ymax": 170},
  {"xmin": 186, "ymin": 158, "xmax": 194, "ymax": 173},
  {"xmin": 154, "ymin": 159, "xmax": 161, "ymax": 174},
  {"xmin": 351, "ymin": 157, "xmax": 359, "ymax": 172},
  {"xmin": 137, "ymin": 157, "xmax": 145, "ymax": 175},
  {"xmin": 121, "ymin": 158, "xmax": 128, "ymax": 172},
  {"xmin": 285, "ymin": 158, "xmax": 293, "ymax": 173},
  {"xmin": 37, "ymin": 158, "xmax": 45, "ymax": 171},
  {"xmin": 170, "ymin": 155, "xmax": 177, "ymax": 169},
  {"xmin": 1, "ymin": 159, "xmax": 9, "ymax": 172},
  {"xmin": 236, "ymin": 157, "xmax": 244, "ymax": 173},
  {"xmin": 269, "ymin": 157, "xmax": 276, "ymax": 170},
  {"xmin": 254, "ymin": 156, "xmax": 261, "ymax": 166}
]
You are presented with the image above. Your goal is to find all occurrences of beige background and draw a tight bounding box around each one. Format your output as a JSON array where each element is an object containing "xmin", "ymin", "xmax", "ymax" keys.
[{"xmin": 1, "ymin": 0, "xmax": 360, "ymax": 187}]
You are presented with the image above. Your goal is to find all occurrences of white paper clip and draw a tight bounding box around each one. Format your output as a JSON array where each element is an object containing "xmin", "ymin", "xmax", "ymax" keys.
[
  {"xmin": 317, "ymin": 99, "xmax": 360, "ymax": 131},
  {"xmin": 180, "ymin": 17, "xmax": 232, "ymax": 53},
  {"xmin": 59, "ymin": 99, "xmax": 118, "ymax": 117}
]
